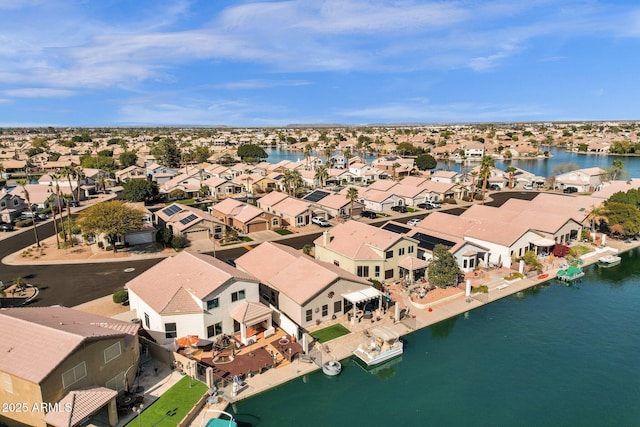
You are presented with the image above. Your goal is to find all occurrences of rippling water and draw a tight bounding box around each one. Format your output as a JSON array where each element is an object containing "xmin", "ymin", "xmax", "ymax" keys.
[{"xmin": 229, "ymin": 247, "xmax": 640, "ymax": 426}]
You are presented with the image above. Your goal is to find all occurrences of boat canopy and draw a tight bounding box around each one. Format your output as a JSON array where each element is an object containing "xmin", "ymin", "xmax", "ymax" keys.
[
  {"xmin": 369, "ymin": 326, "xmax": 400, "ymax": 342},
  {"xmin": 342, "ymin": 287, "xmax": 383, "ymax": 305}
]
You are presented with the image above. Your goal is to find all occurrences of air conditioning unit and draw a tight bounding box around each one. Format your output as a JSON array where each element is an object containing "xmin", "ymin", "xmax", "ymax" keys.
[{"xmin": 246, "ymin": 336, "xmax": 256, "ymax": 345}]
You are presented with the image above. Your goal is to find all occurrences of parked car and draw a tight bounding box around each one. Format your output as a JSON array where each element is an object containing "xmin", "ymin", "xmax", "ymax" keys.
[
  {"xmin": 360, "ymin": 210, "xmax": 377, "ymax": 219},
  {"xmin": 523, "ymin": 183, "xmax": 533, "ymax": 190},
  {"xmin": 417, "ymin": 202, "xmax": 433, "ymax": 210},
  {"xmin": 563, "ymin": 187, "xmax": 578, "ymax": 193},
  {"xmin": 489, "ymin": 184, "xmax": 501, "ymax": 191},
  {"xmin": 68, "ymin": 200, "xmax": 80, "ymax": 207},
  {"xmin": 312, "ymin": 216, "xmax": 331, "ymax": 227},
  {"xmin": 391, "ymin": 205, "xmax": 408, "ymax": 213},
  {"xmin": 0, "ymin": 222, "xmax": 14, "ymax": 232},
  {"xmin": 407, "ymin": 218, "xmax": 421, "ymax": 227}
]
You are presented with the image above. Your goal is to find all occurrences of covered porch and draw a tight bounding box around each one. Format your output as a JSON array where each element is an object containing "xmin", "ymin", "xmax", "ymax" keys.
[
  {"xmin": 342, "ymin": 287, "xmax": 384, "ymax": 321},
  {"xmin": 230, "ymin": 301, "xmax": 274, "ymax": 346},
  {"xmin": 399, "ymin": 256, "xmax": 429, "ymax": 283}
]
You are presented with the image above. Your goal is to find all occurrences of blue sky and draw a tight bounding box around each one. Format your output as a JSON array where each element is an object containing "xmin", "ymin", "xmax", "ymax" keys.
[{"xmin": 1, "ymin": 0, "xmax": 639, "ymax": 127}]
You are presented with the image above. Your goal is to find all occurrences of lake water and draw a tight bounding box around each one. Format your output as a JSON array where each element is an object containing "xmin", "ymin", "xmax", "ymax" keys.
[
  {"xmin": 229, "ymin": 247, "xmax": 640, "ymax": 426},
  {"xmin": 266, "ymin": 147, "xmax": 640, "ymax": 179}
]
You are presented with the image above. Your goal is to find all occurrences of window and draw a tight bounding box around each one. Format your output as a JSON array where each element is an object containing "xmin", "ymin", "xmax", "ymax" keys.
[
  {"xmin": 207, "ymin": 322, "xmax": 223, "ymax": 338},
  {"xmin": 272, "ymin": 218, "xmax": 279, "ymax": 226},
  {"xmin": 165, "ymin": 322, "xmax": 177, "ymax": 339},
  {"xmin": 408, "ymin": 246, "xmax": 414, "ymax": 254},
  {"xmin": 333, "ymin": 300, "xmax": 342, "ymax": 314},
  {"xmin": 385, "ymin": 250, "xmax": 393, "ymax": 259},
  {"xmin": 463, "ymin": 259, "xmax": 468, "ymax": 269},
  {"xmin": 297, "ymin": 216, "xmax": 305, "ymax": 225},
  {"xmin": 144, "ymin": 312, "xmax": 150, "ymax": 329},
  {"xmin": 105, "ymin": 371, "xmax": 125, "ymax": 392},
  {"xmin": 231, "ymin": 290, "xmax": 246, "ymax": 302},
  {"xmin": 357, "ymin": 266, "xmax": 369, "ymax": 277},
  {"xmin": 1, "ymin": 373, "xmax": 12, "ymax": 394},
  {"xmin": 385, "ymin": 269, "xmax": 394, "ymax": 280},
  {"xmin": 333, "ymin": 260, "xmax": 340, "ymax": 267},
  {"xmin": 104, "ymin": 342, "xmax": 122, "ymax": 364},
  {"xmin": 306, "ymin": 309, "xmax": 312, "ymax": 322},
  {"xmin": 375, "ymin": 266, "xmax": 380, "ymax": 277},
  {"xmin": 322, "ymin": 304, "xmax": 328, "ymax": 316},
  {"xmin": 399, "ymin": 247, "xmax": 405, "ymax": 256},
  {"xmin": 207, "ymin": 298, "xmax": 219, "ymax": 310},
  {"xmin": 62, "ymin": 362, "xmax": 87, "ymax": 389}
]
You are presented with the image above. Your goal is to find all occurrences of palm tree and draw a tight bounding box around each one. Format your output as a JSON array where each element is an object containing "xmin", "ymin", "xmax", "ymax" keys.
[
  {"xmin": 289, "ymin": 169, "xmax": 303, "ymax": 197},
  {"xmin": 282, "ymin": 170, "xmax": 294, "ymax": 195},
  {"xmin": 314, "ymin": 165, "xmax": 329, "ymax": 189},
  {"xmin": 391, "ymin": 162, "xmax": 401, "ymax": 180},
  {"xmin": 75, "ymin": 167, "xmax": 85, "ymax": 201},
  {"xmin": 505, "ymin": 166, "xmax": 517, "ymax": 188},
  {"xmin": 345, "ymin": 187, "xmax": 359, "ymax": 218},
  {"xmin": 63, "ymin": 194, "xmax": 74, "ymax": 246},
  {"xmin": 469, "ymin": 171, "xmax": 479, "ymax": 200},
  {"xmin": 303, "ymin": 144, "xmax": 312, "ymax": 167},
  {"xmin": 343, "ymin": 147, "xmax": 352, "ymax": 165},
  {"xmin": 60, "ymin": 166, "xmax": 76, "ymax": 202},
  {"xmin": 609, "ymin": 159, "xmax": 625, "ymax": 181},
  {"xmin": 479, "ymin": 155, "xmax": 495, "ymax": 206},
  {"xmin": 52, "ymin": 173, "xmax": 66, "ymax": 244},
  {"xmin": 18, "ymin": 180, "xmax": 40, "ymax": 248}
]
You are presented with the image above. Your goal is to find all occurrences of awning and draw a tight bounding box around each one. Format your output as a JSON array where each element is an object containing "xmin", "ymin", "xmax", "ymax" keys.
[
  {"xmin": 230, "ymin": 301, "xmax": 272, "ymax": 324},
  {"xmin": 43, "ymin": 387, "xmax": 117, "ymax": 427},
  {"xmin": 342, "ymin": 287, "xmax": 383, "ymax": 304},
  {"xmin": 532, "ymin": 237, "xmax": 556, "ymax": 247},
  {"xmin": 399, "ymin": 256, "xmax": 429, "ymax": 270}
]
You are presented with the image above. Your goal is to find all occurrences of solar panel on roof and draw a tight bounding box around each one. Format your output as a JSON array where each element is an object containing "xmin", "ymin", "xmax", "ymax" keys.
[
  {"xmin": 162, "ymin": 204, "xmax": 182, "ymax": 216},
  {"xmin": 381, "ymin": 222, "xmax": 411, "ymax": 235},
  {"xmin": 303, "ymin": 190, "xmax": 330, "ymax": 203},
  {"xmin": 179, "ymin": 214, "xmax": 199, "ymax": 225},
  {"xmin": 412, "ymin": 232, "xmax": 455, "ymax": 251}
]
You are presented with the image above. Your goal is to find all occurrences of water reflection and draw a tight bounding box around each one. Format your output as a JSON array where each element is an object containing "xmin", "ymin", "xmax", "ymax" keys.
[{"xmin": 430, "ymin": 316, "xmax": 458, "ymax": 339}]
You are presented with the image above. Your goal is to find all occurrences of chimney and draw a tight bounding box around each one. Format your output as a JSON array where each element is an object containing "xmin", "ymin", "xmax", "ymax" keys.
[{"xmin": 323, "ymin": 230, "xmax": 330, "ymax": 247}]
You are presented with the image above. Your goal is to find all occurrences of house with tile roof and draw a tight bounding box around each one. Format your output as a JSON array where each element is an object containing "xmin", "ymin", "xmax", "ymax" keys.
[
  {"xmin": 257, "ymin": 191, "xmax": 315, "ymax": 228},
  {"xmin": 235, "ymin": 241, "xmax": 375, "ymax": 334},
  {"xmin": 554, "ymin": 167, "xmax": 608, "ymax": 192},
  {"xmin": 0, "ymin": 306, "xmax": 140, "ymax": 427},
  {"xmin": 210, "ymin": 198, "xmax": 281, "ymax": 234},
  {"xmin": 314, "ymin": 220, "xmax": 419, "ymax": 281},
  {"xmin": 126, "ymin": 251, "xmax": 265, "ymax": 346},
  {"xmin": 154, "ymin": 202, "xmax": 224, "ymax": 242}
]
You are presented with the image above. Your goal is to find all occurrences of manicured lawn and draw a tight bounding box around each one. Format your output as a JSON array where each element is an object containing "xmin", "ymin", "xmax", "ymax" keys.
[
  {"xmin": 124, "ymin": 376, "xmax": 207, "ymax": 427},
  {"xmin": 571, "ymin": 245, "xmax": 592, "ymax": 256},
  {"xmin": 310, "ymin": 324, "xmax": 351, "ymax": 343},
  {"xmin": 240, "ymin": 236, "xmax": 253, "ymax": 242},
  {"xmin": 176, "ymin": 198, "xmax": 196, "ymax": 205},
  {"xmin": 276, "ymin": 229, "xmax": 293, "ymax": 235},
  {"xmin": 406, "ymin": 207, "xmax": 418, "ymax": 212}
]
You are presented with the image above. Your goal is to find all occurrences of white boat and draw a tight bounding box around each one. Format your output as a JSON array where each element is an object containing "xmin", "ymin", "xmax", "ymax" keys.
[
  {"xmin": 322, "ymin": 359, "xmax": 342, "ymax": 376},
  {"xmin": 200, "ymin": 409, "xmax": 237, "ymax": 427},
  {"xmin": 353, "ymin": 326, "xmax": 403, "ymax": 367},
  {"xmin": 598, "ymin": 254, "xmax": 621, "ymax": 268}
]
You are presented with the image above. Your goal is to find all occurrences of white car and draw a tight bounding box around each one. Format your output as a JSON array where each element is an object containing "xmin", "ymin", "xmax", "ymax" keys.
[
  {"xmin": 312, "ymin": 216, "xmax": 331, "ymax": 227},
  {"xmin": 523, "ymin": 183, "xmax": 533, "ymax": 190},
  {"xmin": 407, "ymin": 218, "xmax": 421, "ymax": 227}
]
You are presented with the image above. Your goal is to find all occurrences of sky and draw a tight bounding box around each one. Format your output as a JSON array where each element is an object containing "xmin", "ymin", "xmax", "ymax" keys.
[{"xmin": 0, "ymin": 0, "xmax": 639, "ymax": 127}]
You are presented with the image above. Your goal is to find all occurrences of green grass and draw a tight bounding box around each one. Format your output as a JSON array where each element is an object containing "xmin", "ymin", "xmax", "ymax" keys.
[
  {"xmin": 377, "ymin": 213, "xmax": 390, "ymax": 217},
  {"xmin": 310, "ymin": 324, "xmax": 351, "ymax": 343},
  {"xmin": 275, "ymin": 229, "xmax": 293, "ymax": 235},
  {"xmin": 571, "ymin": 245, "xmax": 592, "ymax": 256},
  {"xmin": 125, "ymin": 376, "xmax": 207, "ymax": 427},
  {"xmin": 176, "ymin": 198, "xmax": 196, "ymax": 205},
  {"xmin": 240, "ymin": 236, "xmax": 253, "ymax": 242},
  {"xmin": 406, "ymin": 207, "xmax": 418, "ymax": 212}
]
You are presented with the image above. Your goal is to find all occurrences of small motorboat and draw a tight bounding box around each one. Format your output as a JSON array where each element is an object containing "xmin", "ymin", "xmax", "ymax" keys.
[
  {"xmin": 322, "ymin": 359, "xmax": 342, "ymax": 376},
  {"xmin": 598, "ymin": 254, "xmax": 621, "ymax": 268},
  {"xmin": 200, "ymin": 409, "xmax": 237, "ymax": 427},
  {"xmin": 353, "ymin": 326, "xmax": 403, "ymax": 367}
]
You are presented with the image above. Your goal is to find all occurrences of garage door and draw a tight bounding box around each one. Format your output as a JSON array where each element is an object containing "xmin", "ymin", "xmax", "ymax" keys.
[
  {"xmin": 184, "ymin": 229, "xmax": 210, "ymax": 241},
  {"xmin": 125, "ymin": 231, "xmax": 154, "ymax": 245}
]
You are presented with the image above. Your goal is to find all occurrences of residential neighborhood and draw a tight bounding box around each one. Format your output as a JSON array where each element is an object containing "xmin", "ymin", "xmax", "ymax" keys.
[{"xmin": 1, "ymin": 123, "xmax": 640, "ymax": 427}]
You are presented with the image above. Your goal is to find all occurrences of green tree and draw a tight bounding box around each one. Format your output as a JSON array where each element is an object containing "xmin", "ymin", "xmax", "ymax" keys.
[
  {"xmin": 60, "ymin": 166, "xmax": 76, "ymax": 202},
  {"xmin": 237, "ymin": 144, "xmax": 267, "ymax": 162},
  {"xmin": 151, "ymin": 138, "xmax": 181, "ymax": 168},
  {"xmin": 78, "ymin": 201, "xmax": 144, "ymax": 252},
  {"xmin": 522, "ymin": 250, "xmax": 543, "ymax": 273},
  {"xmin": 427, "ymin": 244, "xmax": 462, "ymax": 288},
  {"xmin": 505, "ymin": 166, "xmax": 517, "ymax": 188},
  {"xmin": 122, "ymin": 179, "xmax": 159, "ymax": 202},
  {"xmin": 415, "ymin": 154, "xmax": 437, "ymax": 171},
  {"xmin": 609, "ymin": 159, "xmax": 625, "ymax": 181},
  {"xmin": 17, "ymin": 180, "xmax": 40, "ymax": 248},
  {"xmin": 314, "ymin": 165, "xmax": 329, "ymax": 188},
  {"xmin": 479, "ymin": 155, "xmax": 495, "ymax": 205},
  {"xmin": 119, "ymin": 151, "xmax": 138, "ymax": 167},
  {"xmin": 598, "ymin": 201, "xmax": 640, "ymax": 237},
  {"xmin": 345, "ymin": 187, "xmax": 359, "ymax": 218}
]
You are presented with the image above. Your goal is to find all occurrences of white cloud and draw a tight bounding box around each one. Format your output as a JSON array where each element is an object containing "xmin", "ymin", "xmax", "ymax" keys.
[
  {"xmin": 3, "ymin": 88, "xmax": 77, "ymax": 98},
  {"xmin": 215, "ymin": 79, "xmax": 311, "ymax": 90}
]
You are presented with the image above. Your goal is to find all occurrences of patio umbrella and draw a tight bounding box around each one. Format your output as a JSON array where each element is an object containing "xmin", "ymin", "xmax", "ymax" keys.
[{"xmin": 177, "ymin": 335, "xmax": 199, "ymax": 347}]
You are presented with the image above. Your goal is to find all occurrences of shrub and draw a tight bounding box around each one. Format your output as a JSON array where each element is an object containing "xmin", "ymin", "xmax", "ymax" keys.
[
  {"xmin": 472, "ymin": 285, "xmax": 489, "ymax": 294},
  {"xmin": 504, "ymin": 272, "xmax": 524, "ymax": 281},
  {"xmin": 112, "ymin": 290, "xmax": 128, "ymax": 304},
  {"xmin": 97, "ymin": 241, "xmax": 104, "ymax": 249},
  {"xmin": 552, "ymin": 243, "xmax": 570, "ymax": 258},
  {"xmin": 105, "ymin": 245, "xmax": 112, "ymax": 251},
  {"xmin": 15, "ymin": 219, "xmax": 33, "ymax": 227},
  {"xmin": 443, "ymin": 197, "xmax": 457, "ymax": 204},
  {"xmin": 171, "ymin": 235, "xmax": 189, "ymax": 249}
]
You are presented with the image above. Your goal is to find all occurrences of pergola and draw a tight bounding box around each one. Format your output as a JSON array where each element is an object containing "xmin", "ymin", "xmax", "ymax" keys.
[{"xmin": 230, "ymin": 301, "xmax": 273, "ymax": 345}]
